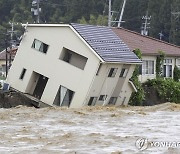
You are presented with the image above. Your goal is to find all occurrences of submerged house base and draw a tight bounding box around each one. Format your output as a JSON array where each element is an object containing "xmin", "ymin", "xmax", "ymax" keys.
[{"xmin": 24, "ymin": 93, "xmax": 52, "ymax": 108}]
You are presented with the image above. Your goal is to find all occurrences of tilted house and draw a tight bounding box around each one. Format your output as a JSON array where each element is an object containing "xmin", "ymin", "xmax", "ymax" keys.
[
  {"xmin": 113, "ymin": 28, "xmax": 180, "ymax": 83},
  {"xmin": 7, "ymin": 23, "xmax": 141, "ymax": 108}
]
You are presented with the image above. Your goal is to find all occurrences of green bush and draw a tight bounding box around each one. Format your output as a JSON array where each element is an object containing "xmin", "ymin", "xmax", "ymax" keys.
[
  {"xmin": 156, "ymin": 51, "xmax": 165, "ymax": 78},
  {"xmin": 129, "ymin": 78, "xmax": 145, "ymax": 106},
  {"xmin": 144, "ymin": 78, "xmax": 180, "ymax": 103},
  {"xmin": 174, "ymin": 66, "xmax": 180, "ymax": 82},
  {"xmin": 129, "ymin": 49, "xmax": 145, "ymax": 106}
]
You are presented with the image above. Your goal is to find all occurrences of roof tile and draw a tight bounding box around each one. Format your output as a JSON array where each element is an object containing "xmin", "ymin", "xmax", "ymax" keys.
[
  {"xmin": 71, "ymin": 23, "xmax": 141, "ymax": 63},
  {"xmin": 112, "ymin": 28, "xmax": 180, "ymax": 57}
]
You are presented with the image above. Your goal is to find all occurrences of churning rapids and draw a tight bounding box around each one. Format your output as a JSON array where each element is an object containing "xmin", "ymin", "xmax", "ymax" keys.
[{"xmin": 0, "ymin": 103, "xmax": 180, "ymax": 154}]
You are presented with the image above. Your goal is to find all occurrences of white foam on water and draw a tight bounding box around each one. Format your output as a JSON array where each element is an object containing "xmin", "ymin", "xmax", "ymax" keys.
[{"xmin": 0, "ymin": 103, "xmax": 179, "ymax": 154}]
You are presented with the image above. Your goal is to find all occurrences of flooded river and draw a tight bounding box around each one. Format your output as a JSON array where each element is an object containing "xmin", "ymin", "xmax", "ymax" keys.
[{"xmin": 0, "ymin": 103, "xmax": 180, "ymax": 154}]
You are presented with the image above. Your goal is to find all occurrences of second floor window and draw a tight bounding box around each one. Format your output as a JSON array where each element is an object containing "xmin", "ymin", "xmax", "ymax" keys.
[
  {"xmin": 19, "ymin": 68, "xmax": 27, "ymax": 80},
  {"xmin": 32, "ymin": 39, "xmax": 49, "ymax": 54},
  {"xmin": 60, "ymin": 47, "xmax": 88, "ymax": 70},
  {"xmin": 108, "ymin": 68, "xmax": 118, "ymax": 77},
  {"xmin": 120, "ymin": 68, "xmax": 128, "ymax": 77}
]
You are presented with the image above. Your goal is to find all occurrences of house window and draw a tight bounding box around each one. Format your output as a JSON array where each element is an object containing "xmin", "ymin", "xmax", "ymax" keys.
[
  {"xmin": 63, "ymin": 51, "xmax": 72, "ymax": 63},
  {"xmin": 163, "ymin": 59, "xmax": 172, "ymax": 78},
  {"xmin": 96, "ymin": 63, "xmax": 102, "ymax": 75},
  {"xmin": 177, "ymin": 59, "xmax": 180, "ymax": 68},
  {"xmin": 120, "ymin": 68, "xmax": 128, "ymax": 77},
  {"xmin": 142, "ymin": 60, "xmax": 154, "ymax": 75},
  {"xmin": 108, "ymin": 68, "xmax": 118, "ymax": 77},
  {"xmin": 19, "ymin": 68, "xmax": 27, "ymax": 80},
  {"xmin": 139, "ymin": 65, "xmax": 142, "ymax": 75},
  {"xmin": 53, "ymin": 85, "xmax": 74, "ymax": 107},
  {"xmin": 122, "ymin": 97, "xmax": 126, "ymax": 105},
  {"xmin": 99, "ymin": 95, "xmax": 107, "ymax": 101},
  {"xmin": 88, "ymin": 97, "xmax": 98, "ymax": 106},
  {"xmin": 164, "ymin": 59, "xmax": 172, "ymax": 64},
  {"xmin": 32, "ymin": 39, "xmax": 49, "ymax": 54},
  {"xmin": 108, "ymin": 97, "xmax": 117, "ymax": 105},
  {"xmin": 60, "ymin": 47, "xmax": 88, "ymax": 70}
]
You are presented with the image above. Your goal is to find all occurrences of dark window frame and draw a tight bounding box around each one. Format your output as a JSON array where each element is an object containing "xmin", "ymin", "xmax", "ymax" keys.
[
  {"xmin": 99, "ymin": 95, "xmax": 107, "ymax": 101},
  {"xmin": 96, "ymin": 63, "xmax": 102, "ymax": 75},
  {"xmin": 63, "ymin": 51, "xmax": 72, "ymax": 63},
  {"xmin": 32, "ymin": 39, "xmax": 49, "ymax": 54},
  {"xmin": 120, "ymin": 68, "xmax": 128, "ymax": 77},
  {"xmin": 88, "ymin": 97, "xmax": 98, "ymax": 106},
  {"xmin": 163, "ymin": 65, "xmax": 172, "ymax": 78},
  {"xmin": 108, "ymin": 97, "xmax": 117, "ymax": 105},
  {"xmin": 53, "ymin": 85, "xmax": 75, "ymax": 107},
  {"xmin": 19, "ymin": 68, "xmax": 27, "ymax": 80},
  {"xmin": 60, "ymin": 47, "xmax": 88, "ymax": 70},
  {"xmin": 108, "ymin": 68, "xmax": 118, "ymax": 77}
]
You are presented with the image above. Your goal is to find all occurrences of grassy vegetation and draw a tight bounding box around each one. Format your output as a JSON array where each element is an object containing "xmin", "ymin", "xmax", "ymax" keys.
[
  {"xmin": 174, "ymin": 66, "xmax": 180, "ymax": 82},
  {"xmin": 144, "ymin": 78, "xmax": 180, "ymax": 104},
  {"xmin": 129, "ymin": 49, "xmax": 145, "ymax": 106}
]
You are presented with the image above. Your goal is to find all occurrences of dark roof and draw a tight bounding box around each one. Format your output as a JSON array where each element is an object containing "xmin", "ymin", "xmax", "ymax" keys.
[
  {"xmin": 112, "ymin": 28, "xmax": 180, "ymax": 57},
  {"xmin": 71, "ymin": 23, "xmax": 141, "ymax": 64}
]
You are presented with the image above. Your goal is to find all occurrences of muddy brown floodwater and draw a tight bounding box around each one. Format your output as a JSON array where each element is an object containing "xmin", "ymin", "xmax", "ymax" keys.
[{"xmin": 0, "ymin": 103, "xmax": 180, "ymax": 154}]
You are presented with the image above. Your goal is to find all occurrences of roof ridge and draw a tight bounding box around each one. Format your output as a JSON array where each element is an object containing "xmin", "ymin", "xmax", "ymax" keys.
[
  {"xmin": 112, "ymin": 27, "xmax": 180, "ymax": 49},
  {"xmin": 71, "ymin": 23, "xmax": 109, "ymax": 29}
]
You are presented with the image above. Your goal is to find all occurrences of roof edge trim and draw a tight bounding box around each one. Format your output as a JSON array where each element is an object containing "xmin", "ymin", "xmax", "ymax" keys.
[
  {"xmin": 102, "ymin": 61, "xmax": 142, "ymax": 64},
  {"xmin": 142, "ymin": 53, "xmax": 180, "ymax": 57},
  {"xmin": 22, "ymin": 23, "xmax": 70, "ymax": 27}
]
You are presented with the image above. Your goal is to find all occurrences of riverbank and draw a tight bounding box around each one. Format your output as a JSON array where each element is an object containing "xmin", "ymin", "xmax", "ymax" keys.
[{"xmin": 0, "ymin": 90, "xmax": 33, "ymax": 108}]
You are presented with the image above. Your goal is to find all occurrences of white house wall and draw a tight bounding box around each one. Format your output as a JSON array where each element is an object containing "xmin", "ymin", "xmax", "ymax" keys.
[
  {"xmin": 7, "ymin": 26, "xmax": 100, "ymax": 108},
  {"xmin": 138, "ymin": 56, "xmax": 156, "ymax": 83},
  {"xmin": 139, "ymin": 55, "xmax": 178, "ymax": 83},
  {"xmin": 86, "ymin": 63, "xmax": 135, "ymax": 106},
  {"xmin": 114, "ymin": 64, "xmax": 135, "ymax": 106},
  {"xmin": 176, "ymin": 58, "xmax": 180, "ymax": 68}
]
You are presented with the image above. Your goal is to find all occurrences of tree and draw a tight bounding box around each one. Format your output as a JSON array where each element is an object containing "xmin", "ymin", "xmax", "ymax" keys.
[
  {"xmin": 158, "ymin": 0, "xmax": 172, "ymax": 42},
  {"xmin": 0, "ymin": 0, "xmax": 179, "ymax": 51},
  {"xmin": 174, "ymin": 66, "xmax": 180, "ymax": 82},
  {"xmin": 156, "ymin": 51, "xmax": 165, "ymax": 78},
  {"xmin": 169, "ymin": 0, "xmax": 180, "ymax": 45}
]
